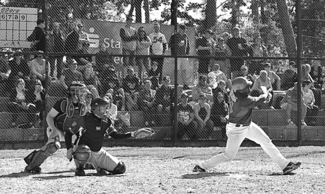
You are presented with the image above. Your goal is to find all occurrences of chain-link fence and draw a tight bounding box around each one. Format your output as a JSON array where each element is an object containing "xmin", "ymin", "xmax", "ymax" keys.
[{"xmin": 0, "ymin": 0, "xmax": 324, "ymax": 145}]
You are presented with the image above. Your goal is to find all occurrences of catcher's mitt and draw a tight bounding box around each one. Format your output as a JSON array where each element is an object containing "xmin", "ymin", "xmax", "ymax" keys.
[{"xmin": 133, "ymin": 128, "xmax": 155, "ymax": 139}]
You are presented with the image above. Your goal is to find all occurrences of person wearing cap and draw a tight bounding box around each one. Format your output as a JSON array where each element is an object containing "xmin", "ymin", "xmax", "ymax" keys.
[
  {"xmin": 155, "ymin": 76, "xmax": 174, "ymax": 125},
  {"xmin": 226, "ymin": 26, "xmax": 249, "ymax": 79},
  {"xmin": 281, "ymin": 61, "xmax": 297, "ymax": 90},
  {"xmin": 120, "ymin": 16, "xmax": 138, "ymax": 67},
  {"xmin": 48, "ymin": 22, "xmax": 65, "ymax": 79},
  {"xmin": 29, "ymin": 50, "xmax": 50, "ymax": 86},
  {"xmin": 65, "ymin": 22, "xmax": 79, "ymax": 53},
  {"xmin": 147, "ymin": 60, "xmax": 160, "ymax": 89},
  {"xmin": 302, "ymin": 80, "xmax": 319, "ymax": 126},
  {"xmin": 7, "ymin": 50, "xmax": 30, "ymax": 92},
  {"xmin": 193, "ymin": 92, "xmax": 214, "ymax": 139},
  {"xmin": 247, "ymin": 35, "xmax": 268, "ymax": 75},
  {"xmin": 149, "ymin": 21, "xmax": 167, "ymax": 82},
  {"xmin": 168, "ymin": 24, "xmax": 191, "ymax": 89},
  {"xmin": 192, "ymin": 75, "xmax": 213, "ymax": 102},
  {"xmin": 122, "ymin": 66, "xmax": 140, "ymax": 111},
  {"xmin": 196, "ymin": 29, "xmax": 214, "ymax": 75},
  {"xmin": 264, "ymin": 62, "xmax": 281, "ymax": 90},
  {"xmin": 27, "ymin": 19, "xmax": 45, "ymax": 52},
  {"xmin": 177, "ymin": 92, "xmax": 198, "ymax": 140},
  {"xmin": 60, "ymin": 58, "xmax": 83, "ymax": 90}
]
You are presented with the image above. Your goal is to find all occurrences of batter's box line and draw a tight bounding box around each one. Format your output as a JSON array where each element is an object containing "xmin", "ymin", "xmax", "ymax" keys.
[{"xmin": 181, "ymin": 172, "xmax": 229, "ymax": 179}]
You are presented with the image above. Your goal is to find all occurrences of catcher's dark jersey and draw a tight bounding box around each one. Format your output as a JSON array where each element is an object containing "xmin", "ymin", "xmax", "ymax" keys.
[{"xmin": 229, "ymin": 95, "xmax": 266, "ymax": 125}]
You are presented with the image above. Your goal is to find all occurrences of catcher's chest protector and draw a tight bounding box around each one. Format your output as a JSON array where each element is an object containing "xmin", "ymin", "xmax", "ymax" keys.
[{"xmin": 55, "ymin": 98, "xmax": 88, "ymax": 133}]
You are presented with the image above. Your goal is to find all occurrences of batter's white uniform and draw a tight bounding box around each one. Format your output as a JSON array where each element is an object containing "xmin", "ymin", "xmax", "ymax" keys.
[{"xmin": 199, "ymin": 93, "xmax": 290, "ymax": 171}]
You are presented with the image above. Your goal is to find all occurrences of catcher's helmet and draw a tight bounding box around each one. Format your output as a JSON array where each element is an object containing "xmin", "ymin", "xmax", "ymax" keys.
[{"xmin": 232, "ymin": 77, "xmax": 252, "ymax": 94}]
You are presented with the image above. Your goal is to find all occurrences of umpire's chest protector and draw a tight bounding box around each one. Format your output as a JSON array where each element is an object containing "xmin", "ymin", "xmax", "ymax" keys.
[{"xmin": 55, "ymin": 98, "xmax": 88, "ymax": 134}]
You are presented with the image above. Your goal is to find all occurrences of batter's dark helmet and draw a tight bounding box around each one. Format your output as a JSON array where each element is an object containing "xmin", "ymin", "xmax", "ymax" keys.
[{"xmin": 232, "ymin": 77, "xmax": 252, "ymax": 94}]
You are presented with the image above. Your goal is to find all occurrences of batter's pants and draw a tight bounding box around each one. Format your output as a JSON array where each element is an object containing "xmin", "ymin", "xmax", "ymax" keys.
[{"xmin": 200, "ymin": 122, "xmax": 290, "ymax": 171}]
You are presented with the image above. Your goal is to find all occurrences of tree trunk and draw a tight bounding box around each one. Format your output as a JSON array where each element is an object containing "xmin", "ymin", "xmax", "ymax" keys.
[
  {"xmin": 230, "ymin": 0, "xmax": 239, "ymax": 28},
  {"xmin": 251, "ymin": 0, "xmax": 259, "ymax": 24},
  {"xmin": 276, "ymin": 0, "xmax": 296, "ymax": 57},
  {"xmin": 144, "ymin": 0, "xmax": 149, "ymax": 23},
  {"xmin": 135, "ymin": 0, "xmax": 143, "ymax": 23},
  {"xmin": 171, "ymin": 0, "xmax": 177, "ymax": 25},
  {"xmin": 205, "ymin": 0, "xmax": 216, "ymax": 30}
]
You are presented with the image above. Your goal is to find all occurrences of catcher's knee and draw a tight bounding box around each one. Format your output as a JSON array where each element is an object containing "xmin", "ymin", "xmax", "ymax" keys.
[
  {"xmin": 74, "ymin": 145, "xmax": 91, "ymax": 165},
  {"xmin": 112, "ymin": 161, "xmax": 126, "ymax": 174}
]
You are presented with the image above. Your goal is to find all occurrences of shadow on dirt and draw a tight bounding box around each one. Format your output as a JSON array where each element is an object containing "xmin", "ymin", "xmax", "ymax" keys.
[
  {"xmin": 33, "ymin": 175, "xmax": 74, "ymax": 180},
  {"xmin": 286, "ymin": 151, "xmax": 325, "ymax": 158},
  {"xmin": 0, "ymin": 172, "xmax": 33, "ymax": 178},
  {"xmin": 181, "ymin": 172, "xmax": 229, "ymax": 179},
  {"xmin": 268, "ymin": 172, "xmax": 296, "ymax": 176}
]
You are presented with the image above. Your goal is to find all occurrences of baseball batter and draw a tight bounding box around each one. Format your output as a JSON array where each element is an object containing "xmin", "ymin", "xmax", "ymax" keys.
[{"xmin": 193, "ymin": 77, "xmax": 301, "ymax": 175}]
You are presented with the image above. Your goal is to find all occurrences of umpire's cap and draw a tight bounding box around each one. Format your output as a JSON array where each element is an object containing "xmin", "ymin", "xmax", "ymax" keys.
[
  {"xmin": 232, "ymin": 77, "xmax": 252, "ymax": 93},
  {"xmin": 91, "ymin": 97, "xmax": 110, "ymax": 108}
]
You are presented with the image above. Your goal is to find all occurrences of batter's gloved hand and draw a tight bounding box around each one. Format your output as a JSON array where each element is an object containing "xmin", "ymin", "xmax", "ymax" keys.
[
  {"xmin": 66, "ymin": 148, "xmax": 73, "ymax": 161},
  {"xmin": 133, "ymin": 128, "xmax": 155, "ymax": 139}
]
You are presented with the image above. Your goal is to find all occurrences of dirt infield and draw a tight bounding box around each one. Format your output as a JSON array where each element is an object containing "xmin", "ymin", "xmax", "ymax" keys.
[{"xmin": 0, "ymin": 146, "xmax": 324, "ymax": 194}]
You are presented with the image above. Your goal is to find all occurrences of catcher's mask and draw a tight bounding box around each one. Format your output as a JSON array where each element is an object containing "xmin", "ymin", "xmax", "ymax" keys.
[
  {"xmin": 232, "ymin": 77, "xmax": 252, "ymax": 98},
  {"xmin": 91, "ymin": 97, "xmax": 110, "ymax": 119},
  {"xmin": 68, "ymin": 81, "xmax": 89, "ymax": 103}
]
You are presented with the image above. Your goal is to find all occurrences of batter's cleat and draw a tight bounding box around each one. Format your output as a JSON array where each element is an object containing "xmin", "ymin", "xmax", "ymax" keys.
[
  {"xmin": 193, "ymin": 165, "xmax": 206, "ymax": 173},
  {"xmin": 75, "ymin": 167, "xmax": 86, "ymax": 176},
  {"xmin": 283, "ymin": 162, "xmax": 301, "ymax": 175},
  {"xmin": 24, "ymin": 166, "xmax": 42, "ymax": 174}
]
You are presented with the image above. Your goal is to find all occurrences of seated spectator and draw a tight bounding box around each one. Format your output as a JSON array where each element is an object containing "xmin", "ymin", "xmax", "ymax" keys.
[
  {"xmin": 104, "ymin": 76, "xmax": 125, "ymax": 111},
  {"xmin": 310, "ymin": 62, "xmax": 324, "ymax": 91},
  {"xmin": 207, "ymin": 63, "xmax": 227, "ymax": 89},
  {"xmin": 237, "ymin": 64, "xmax": 255, "ymax": 83},
  {"xmin": 302, "ymin": 80, "xmax": 319, "ymax": 126},
  {"xmin": 74, "ymin": 41, "xmax": 92, "ymax": 69},
  {"xmin": 280, "ymin": 82, "xmax": 307, "ymax": 126},
  {"xmin": 104, "ymin": 93, "xmax": 118, "ymax": 123},
  {"xmin": 7, "ymin": 50, "xmax": 30, "ymax": 92},
  {"xmin": 29, "ymin": 51, "xmax": 50, "ymax": 86},
  {"xmin": 192, "ymin": 75, "xmax": 213, "ymax": 102},
  {"xmin": 0, "ymin": 52, "xmax": 11, "ymax": 86},
  {"xmin": 138, "ymin": 80, "xmax": 156, "ymax": 126},
  {"xmin": 177, "ymin": 93, "xmax": 198, "ymax": 140},
  {"xmin": 123, "ymin": 66, "xmax": 140, "ymax": 111},
  {"xmin": 302, "ymin": 63, "xmax": 322, "ymax": 108},
  {"xmin": 264, "ymin": 62, "xmax": 281, "ymax": 90},
  {"xmin": 213, "ymin": 80, "xmax": 229, "ymax": 104},
  {"xmin": 251, "ymin": 70, "xmax": 273, "ymax": 109},
  {"xmin": 8, "ymin": 78, "xmax": 37, "ymax": 128},
  {"xmin": 60, "ymin": 59, "xmax": 83, "ymax": 90},
  {"xmin": 95, "ymin": 43, "xmax": 112, "ymax": 73},
  {"xmin": 211, "ymin": 91, "xmax": 228, "ymax": 139},
  {"xmin": 83, "ymin": 65, "xmax": 100, "ymax": 97},
  {"xmin": 193, "ymin": 93, "xmax": 214, "ymax": 139},
  {"xmin": 32, "ymin": 79, "xmax": 45, "ymax": 127},
  {"xmin": 147, "ymin": 61, "xmax": 160, "ymax": 90},
  {"xmin": 156, "ymin": 76, "xmax": 174, "ymax": 126},
  {"xmin": 281, "ymin": 61, "xmax": 297, "ymax": 90}
]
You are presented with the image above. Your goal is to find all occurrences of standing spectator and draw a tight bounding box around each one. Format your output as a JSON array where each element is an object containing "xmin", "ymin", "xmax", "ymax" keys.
[
  {"xmin": 196, "ymin": 30, "xmax": 214, "ymax": 76},
  {"xmin": 207, "ymin": 63, "xmax": 228, "ymax": 89},
  {"xmin": 95, "ymin": 43, "xmax": 112, "ymax": 73},
  {"xmin": 29, "ymin": 51, "xmax": 50, "ymax": 87},
  {"xmin": 193, "ymin": 93, "xmax": 214, "ymax": 139},
  {"xmin": 177, "ymin": 93, "xmax": 198, "ymax": 140},
  {"xmin": 60, "ymin": 59, "xmax": 83, "ymax": 90},
  {"xmin": 280, "ymin": 83, "xmax": 307, "ymax": 126},
  {"xmin": 211, "ymin": 91, "xmax": 228, "ymax": 139},
  {"xmin": 64, "ymin": 22, "xmax": 79, "ymax": 53},
  {"xmin": 123, "ymin": 66, "xmax": 140, "ymax": 111},
  {"xmin": 302, "ymin": 80, "xmax": 319, "ymax": 126},
  {"xmin": 281, "ymin": 61, "xmax": 297, "ymax": 90},
  {"xmin": 226, "ymin": 26, "xmax": 249, "ymax": 79},
  {"xmin": 147, "ymin": 61, "xmax": 160, "ymax": 90},
  {"xmin": 8, "ymin": 79, "xmax": 37, "ymax": 128},
  {"xmin": 7, "ymin": 50, "xmax": 30, "ymax": 92},
  {"xmin": 83, "ymin": 65, "xmax": 100, "ymax": 97},
  {"xmin": 248, "ymin": 36, "xmax": 268, "ymax": 75},
  {"xmin": 27, "ymin": 19, "xmax": 46, "ymax": 52},
  {"xmin": 168, "ymin": 24, "xmax": 190, "ymax": 89},
  {"xmin": 264, "ymin": 63, "xmax": 281, "ymax": 90},
  {"xmin": 156, "ymin": 76, "xmax": 174, "ymax": 126},
  {"xmin": 0, "ymin": 53, "xmax": 11, "ymax": 90},
  {"xmin": 120, "ymin": 16, "xmax": 138, "ymax": 67},
  {"xmin": 32, "ymin": 79, "xmax": 45, "ymax": 127},
  {"xmin": 136, "ymin": 27, "xmax": 152, "ymax": 80},
  {"xmin": 48, "ymin": 22, "xmax": 64, "ymax": 79},
  {"xmin": 139, "ymin": 80, "xmax": 157, "ymax": 126},
  {"xmin": 214, "ymin": 37, "xmax": 230, "ymax": 78},
  {"xmin": 192, "ymin": 75, "xmax": 213, "ymax": 102},
  {"xmin": 149, "ymin": 22, "xmax": 167, "ymax": 82},
  {"xmin": 251, "ymin": 70, "xmax": 273, "ymax": 109}
]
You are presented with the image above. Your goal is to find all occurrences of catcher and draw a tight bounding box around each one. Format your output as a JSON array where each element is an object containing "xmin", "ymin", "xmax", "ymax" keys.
[
  {"xmin": 24, "ymin": 82, "xmax": 91, "ymax": 173},
  {"xmin": 66, "ymin": 97, "xmax": 154, "ymax": 176}
]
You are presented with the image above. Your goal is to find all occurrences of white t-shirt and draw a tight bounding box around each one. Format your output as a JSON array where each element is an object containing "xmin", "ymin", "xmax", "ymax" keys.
[
  {"xmin": 149, "ymin": 32, "xmax": 167, "ymax": 55},
  {"xmin": 208, "ymin": 70, "xmax": 227, "ymax": 88},
  {"xmin": 302, "ymin": 89, "xmax": 315, "ymax": 105}
]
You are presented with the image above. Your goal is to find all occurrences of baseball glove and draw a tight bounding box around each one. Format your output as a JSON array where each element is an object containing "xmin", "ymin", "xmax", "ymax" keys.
[{"xmin": 133, "ymin": 128, "xmax": 155, "ymax": 139}]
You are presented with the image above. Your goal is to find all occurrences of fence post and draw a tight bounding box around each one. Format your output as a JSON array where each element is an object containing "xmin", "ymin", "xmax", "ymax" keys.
[
  {"xmin": 171, "ymin": 0, "xmax": 178, "ymax": 145},
  {"xmin": 296, "ymin": 0, "xmax": 302, "ymax": 144}
]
